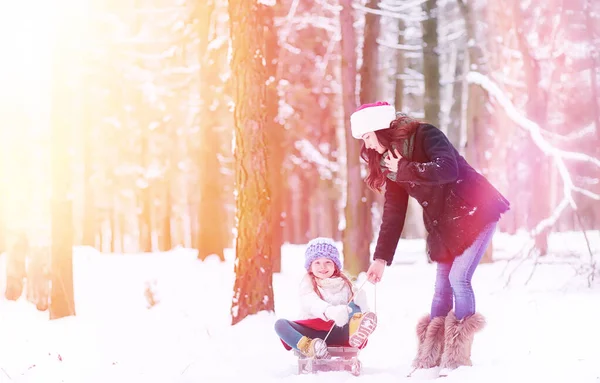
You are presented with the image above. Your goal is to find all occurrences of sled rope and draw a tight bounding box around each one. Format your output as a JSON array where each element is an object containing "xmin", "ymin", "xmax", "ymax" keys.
[{"xmin": 322, "ymin": 278, "xmax": 373, "ymax": 344}]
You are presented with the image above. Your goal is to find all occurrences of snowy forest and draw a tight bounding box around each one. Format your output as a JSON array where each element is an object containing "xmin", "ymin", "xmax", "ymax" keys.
[{"xmin": 1, "ymin": 0, "xmax": 599, "ymax": 326}]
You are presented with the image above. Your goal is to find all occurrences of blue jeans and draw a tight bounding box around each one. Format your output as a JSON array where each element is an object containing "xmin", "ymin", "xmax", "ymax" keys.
[
  {"xmin": 430, "ymin": 221, "xmax": 497, "ymax": 320},
  {"xmin": 275, "ymin": 302, "xmax": 361, "ymax": 350}
]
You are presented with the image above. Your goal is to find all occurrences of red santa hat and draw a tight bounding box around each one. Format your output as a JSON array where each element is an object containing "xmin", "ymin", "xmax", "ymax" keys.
[{"xmin": 350, "ymin": 101, "xmax": 397, "ymax": 139}]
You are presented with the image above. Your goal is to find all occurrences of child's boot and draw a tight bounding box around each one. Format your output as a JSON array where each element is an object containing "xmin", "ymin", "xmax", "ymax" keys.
[
  {"xmin": 297, "ymin": 336, "xmax": 331, "ymax": 359},
  {"xmin": 439, "ymin": 311, "xmax": 485, "ymax": 375},
  {"xmin": 411, "ymin": 314, "xmax": 446, "ymax": 370},
  {"xmin": 348, "ymin": 312, "xmax": 378, "ymax": 348}
]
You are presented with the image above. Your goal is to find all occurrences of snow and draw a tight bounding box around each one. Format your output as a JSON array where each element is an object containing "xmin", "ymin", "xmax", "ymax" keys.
[{"xmin": 1, "ymin": 233, "xmax": 599, "ymax": 383}]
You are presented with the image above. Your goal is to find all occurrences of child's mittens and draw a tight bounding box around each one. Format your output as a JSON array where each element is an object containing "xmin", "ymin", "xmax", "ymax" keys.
[{"xmin": 325, "ymin": 305, "xmax": 351, "ymax": 327}]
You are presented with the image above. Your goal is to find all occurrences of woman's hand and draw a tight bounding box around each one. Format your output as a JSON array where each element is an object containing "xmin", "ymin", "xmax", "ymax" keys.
[
  {"xmin": 367, "ymin": 259, "xmax": 386, "ymax": 284},
  {"xmin": 383, "ymin": 148, "xmax": 403, "ymax": 172}
]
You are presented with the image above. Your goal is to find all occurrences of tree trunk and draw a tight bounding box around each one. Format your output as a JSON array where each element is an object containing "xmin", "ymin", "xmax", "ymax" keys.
[
  {"xmin": 0, "ymin": 192, "xmax": 4, "ymax": 254},
  {"xmin": 341, "ymin": 0, "xmax": 370, "ymax": 277},
  {"xmin": 584, "ymin": 0, "xmax": 600, "ymax": 231},
  {"xmin": 159, "ymin": 181, "xmax": 172, "ymax": 251},
  {"xmin": 290, "ymin": 172, "xmax": 310, "ymax": 244},
  {"xmin": 458, "ymin": 0, "xmax": 495, "ymax": 263},
  {"xmin": 110, "ymin": 207, "xmax": 116, "ymax": 252},
  {"xmin": 4, "ymin": 234, "xmax": 28, "ymax": 301},
  {"xmin": 513, "ymin": 0, "xmax": 550, "ymax": 255},
  {"xmin": 139, "ymin": 137, "xmax": 152, "ymax": 253},
  {"xmin": 394, "ymin": 16, "xmax": 422, "ymax": 240},
  {"xmin": 447, "ymin": 43, "xmax": 463, "ymax": 149},
  {"xmin": 360, "ymin": 0, "xmax": 380, "ymax": 105},
  {"xmin": 264, "ymin": 2, "xmax": 283, "ymax": 273},
  {"xmin": 285, "ymin": 172, "xmax": 302, "ymax": 244},
  {"xmin": 357, "ymin": 0, "xmax": 380, "ymax": 256},
  {"xmin": 321, "ymin": 102, "xmax": 340, "ymax": 242},
  {"xmin": 27, "ymin": 246, "xmax": 50, "ymax": 311},
  {"xmin": 49, "ymin": 25, "xmax": 76, "ymax": 318},
  {"xmin": 81, "ymin": 76, "xmax": 96, "ymax": 248},
  {"xmin": 119, "ymin": 211, "xmax": 126, "ymax": 253},
  {"xmin": 228, "ymin": 0, "xmax": 274, "ymax": 325},
  {"xmin": 421, "ymin": 0, "xmax": 441, "ymax": 127},
  {"xmin": 196, "ymin": 1, "xmax": 228, "ymax": 261},
  {"xmin": 394, "ymin": 17, "xmax": 405, "ymax": 112}
]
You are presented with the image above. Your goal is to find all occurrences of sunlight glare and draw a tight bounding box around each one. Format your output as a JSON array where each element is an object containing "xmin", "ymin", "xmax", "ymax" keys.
[{"xmin": 0, "ymin": 1, "xmax": 90, "ymax": 246}]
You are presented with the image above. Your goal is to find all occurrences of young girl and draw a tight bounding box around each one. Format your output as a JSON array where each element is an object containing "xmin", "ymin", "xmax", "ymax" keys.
[{"xmin": 274, "ymin": 237, "xmax": 378, "ymax": 359}]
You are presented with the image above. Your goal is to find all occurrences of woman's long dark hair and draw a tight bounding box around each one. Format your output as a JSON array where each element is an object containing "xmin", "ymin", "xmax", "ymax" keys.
[{"xmin": 360, "ymin": 115, "xmax": 420, "ymax": 193}]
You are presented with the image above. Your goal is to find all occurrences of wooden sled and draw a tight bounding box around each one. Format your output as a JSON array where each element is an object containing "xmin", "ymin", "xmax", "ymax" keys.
[{"xmin": 294, "ymin": 346, "xmax": 362, "ymax": 376}]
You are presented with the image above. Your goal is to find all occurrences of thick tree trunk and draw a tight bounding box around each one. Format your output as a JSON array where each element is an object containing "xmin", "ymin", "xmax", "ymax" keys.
[
  {"xmin": 458, "ymin": 0, "xmax": 495, "ymax": 263},
  {"xmin": 341, "ymin": 0, "xmax": 370, "ymax": 277},
  {"xmin": 421, "ymin": 0, "xmax": 441, "ymax": 127},
  {"xmin": 264, "ymin": 3, "xmax": 283, "ymax": 273},
  {"xmin": 513, "ymin": 0, "xmax": 550, "ymax": 255},
  {"xmin": 49, "ymin": 7, "xmax": 76, "ymax": 319},
  {"xmin": 360, "ymin": 0, "xmax": 380, "ymax": 105},
  {"xmin": 228, "ymin": 0, "xmax": 274, "ymax": 325},
  {"xmin": 394, "ymin": 16, "xmax": 423, "ymax": 240},
  {"xmin": 197, "ymin": 121, "xmax": 227, "ymax": 260},
  {"xmin": 50, "ymin": 198, "xmax": 76, "ymax": 320},
  {"xmin": 194, "ymin": 0, "xmax": 228, "ymax": 261}
]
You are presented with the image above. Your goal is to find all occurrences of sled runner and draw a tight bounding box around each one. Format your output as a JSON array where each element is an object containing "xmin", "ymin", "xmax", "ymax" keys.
[{"xmin": 294, "ymin": 346, "xmax": 362, "ymax": 376}]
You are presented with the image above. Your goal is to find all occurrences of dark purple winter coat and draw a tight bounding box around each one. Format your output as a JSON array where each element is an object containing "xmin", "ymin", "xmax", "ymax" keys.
[{"xmin": 373, "ymin": 123, "xmax": 510, "ymax": 264}]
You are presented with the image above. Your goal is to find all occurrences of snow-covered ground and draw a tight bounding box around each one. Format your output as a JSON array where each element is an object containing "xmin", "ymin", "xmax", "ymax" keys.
[{"xmin": 0, "ymin": 231, "xmax": 599, "ymax": 383}]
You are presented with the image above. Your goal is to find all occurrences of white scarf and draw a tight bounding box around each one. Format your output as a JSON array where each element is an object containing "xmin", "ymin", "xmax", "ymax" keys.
[{"xmin": 315, "ymin": 276, "xmax": 352, "ymax": 305}]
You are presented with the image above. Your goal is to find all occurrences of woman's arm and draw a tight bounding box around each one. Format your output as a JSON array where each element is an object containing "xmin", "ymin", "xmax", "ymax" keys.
[
  {"xmin": 393, "ymin": 124, "xmax": 459, "ymax": 185},
  {"xmin": 372, "ymin": 180, "xmax": 409, "ymax": 266}
]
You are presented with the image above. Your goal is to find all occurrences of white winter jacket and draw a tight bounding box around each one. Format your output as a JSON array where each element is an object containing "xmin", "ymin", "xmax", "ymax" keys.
[{"xmin": 298, "ymin": 274, "xmax": 370, "ymax": 320}]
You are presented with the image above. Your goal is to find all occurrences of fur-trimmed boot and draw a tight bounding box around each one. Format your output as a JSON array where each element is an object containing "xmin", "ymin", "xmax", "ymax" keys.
[
  {"xmin": 439, "ymin": 311, "xmax": 486, "ymax": 373},
  {"xmin": 411, "ymin": 314, "xmax": 446, "ymax": 369}
]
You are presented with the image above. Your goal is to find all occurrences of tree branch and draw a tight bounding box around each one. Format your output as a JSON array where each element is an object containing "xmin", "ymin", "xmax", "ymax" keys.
[
  {"xmin": 467, "ymin": 72, "xmax": 600, "ymax": 169},
  {"xmin": 470, "ymin": 71, "xmax": 600, "ymax": 287}
]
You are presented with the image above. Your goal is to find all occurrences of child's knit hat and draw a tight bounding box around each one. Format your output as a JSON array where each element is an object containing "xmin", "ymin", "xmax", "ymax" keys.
[{"xmin": 304, "ymin": 237, "xmax": 342, "ymax": 271}]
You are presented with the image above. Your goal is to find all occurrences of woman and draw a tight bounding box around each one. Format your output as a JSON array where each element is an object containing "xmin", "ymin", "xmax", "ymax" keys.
[{"xmin": 351, "ymin": 101, "xmax": 509, "ymax": 374}]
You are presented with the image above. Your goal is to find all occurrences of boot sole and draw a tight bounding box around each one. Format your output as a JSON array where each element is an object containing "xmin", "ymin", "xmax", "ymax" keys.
[{"xmin": 349, "ymin": 312, "xmax": 377, "ymax": 348}]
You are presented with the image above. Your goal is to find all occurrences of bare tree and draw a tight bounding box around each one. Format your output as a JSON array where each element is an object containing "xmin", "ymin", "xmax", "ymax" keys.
[
  {"xmin": 341, "ymin": 0, "xmax": 371, "ymax": 277},
  {"xmin": 421, "ymin": 0, "xmax": 440, "ymax": 127},
  {"xmin": 456, "ymin": 0, "xmax": 494, "ymax": 263},
  {"xmin": 195, "ymin": 1, "xmax": 229, "ymax": 261},
  {"xmin": 228, "ymin": 0, "xmax": 274, "ymax": 325},
  {"xmin": 49, "ymin": 9, "xmax": 76, "ymax": 319},
  {"xmin": 264, "ymin": 2, "xmax": 284, "ymax": 273}
]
